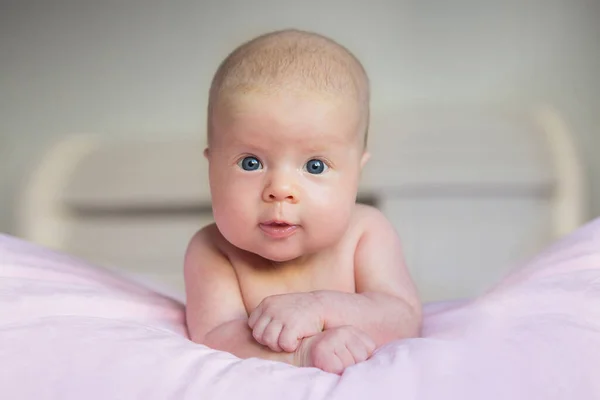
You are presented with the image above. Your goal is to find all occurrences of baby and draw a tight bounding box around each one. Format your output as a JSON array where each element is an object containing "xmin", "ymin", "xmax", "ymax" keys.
[{"xmin": 184, "ymin": 29, "xmax": 422, "ymax": 374}]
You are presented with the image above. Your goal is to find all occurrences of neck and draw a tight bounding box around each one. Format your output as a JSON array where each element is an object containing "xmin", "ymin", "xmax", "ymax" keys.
[{"xmin": 263, "ymin": 245, "xmax": 336, "ymax": 271}]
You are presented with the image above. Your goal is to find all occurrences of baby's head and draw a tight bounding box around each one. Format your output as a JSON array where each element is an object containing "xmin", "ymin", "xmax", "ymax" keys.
[
  {"xmin": 207, "ymin": 29, "xmax": 370, "ymax": 147},
  {"xmin": 205, "ymin": 29, "xmax": 371, "ymax": 262}
]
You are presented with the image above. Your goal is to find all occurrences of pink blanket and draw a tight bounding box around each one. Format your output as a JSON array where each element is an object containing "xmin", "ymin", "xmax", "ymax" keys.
[{"xmin": 1, "ymin": 218, "xmax": 600, "ymax": 399}]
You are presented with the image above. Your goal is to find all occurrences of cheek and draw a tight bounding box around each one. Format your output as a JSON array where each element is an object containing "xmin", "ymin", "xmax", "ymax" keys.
[
  {"xmin": 305, "ymin": 169, "xmax": 359, "ymax": 205},
  {"xmin": 302, "ymin": 176, "xmax": 357, "ymax": 228},
  {"xmin": 209, "ymin": 169, "xmax": 259, "ymax": 232}
]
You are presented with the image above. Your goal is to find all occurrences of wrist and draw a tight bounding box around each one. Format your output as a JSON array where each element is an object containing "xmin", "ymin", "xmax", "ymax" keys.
[
  {"xmin": 278, "ymin": 348, "xmax": 296, "ymax": 365},
  {"xmin": 293, "ymin": 334, "xmax": 317, "ymax": 368}
]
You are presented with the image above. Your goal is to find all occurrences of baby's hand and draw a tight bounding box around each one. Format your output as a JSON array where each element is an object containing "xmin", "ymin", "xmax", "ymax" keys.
[
  {"xmin": 248, "ymin": 292, "xmax": 324, "ymax": 352},
  {"xmin": 294, "ymin": 326, "xmax": 376, "ymax": 375}
]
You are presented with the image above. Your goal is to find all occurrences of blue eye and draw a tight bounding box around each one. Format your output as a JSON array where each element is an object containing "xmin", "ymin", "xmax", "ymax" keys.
[
  {"xmin": 238, "ymin": 156, "xmax": 262, "ymax": 171},
  {"xmin": 304, "ymin": 159, "xmax": 327, "ymax": 174}
]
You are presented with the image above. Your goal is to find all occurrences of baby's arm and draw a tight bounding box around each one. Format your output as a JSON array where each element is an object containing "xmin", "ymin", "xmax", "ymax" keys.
[
  {"xmin": 248, "ymin": 207, "xmax": 422, "ymax": 351},
  {"xmin": 313, "ymin": 207, "xmax": 422, "ymax": 347},
  {"xmin": 184, "ymin": 226, "xmax": 295, "ymax": 364}
]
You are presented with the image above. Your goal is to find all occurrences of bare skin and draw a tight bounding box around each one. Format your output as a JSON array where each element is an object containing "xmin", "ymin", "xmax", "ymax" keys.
[
  {"xmin": 185, "ymin": 204, "xmax": 422, "ymax": 374},
  {"xmin": 185, "ymin": 30, "xmax": 421, "ymax": 374}
]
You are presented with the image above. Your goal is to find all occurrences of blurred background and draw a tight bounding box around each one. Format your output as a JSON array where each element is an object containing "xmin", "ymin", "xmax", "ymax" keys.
[{"xmin": 0, "ymin": 0, "xmax": 598, "ymax": 301}]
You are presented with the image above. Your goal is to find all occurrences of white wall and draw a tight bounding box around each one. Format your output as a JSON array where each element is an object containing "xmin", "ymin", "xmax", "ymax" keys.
[{"xmin": 1, "ymin": 0, "xmax": 599, "ymax": 234}]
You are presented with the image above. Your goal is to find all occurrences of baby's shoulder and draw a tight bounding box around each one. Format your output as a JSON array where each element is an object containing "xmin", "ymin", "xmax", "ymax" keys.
[
  {"xmin": 188, "ymin": 223, "xmax": 221, "ymax": 249},
  {"xmin": 186, "ymin": 223, "xmax": 236, "ymax": 265},
  {"xmin": 350, "ymin": 203, "xmax": 391, "ymax": 233}
]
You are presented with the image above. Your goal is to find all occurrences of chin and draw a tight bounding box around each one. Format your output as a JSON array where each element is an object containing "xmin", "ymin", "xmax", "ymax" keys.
[
  {"xmin": 255, "ymin": 248, "xmax": 302, "ymax": 263},
  {"xmin": 223, "ymin": 235, "xmax": 298, "ymax": 262},
  {"xmin": 253, "ymin": 240, "xmax": 314, "ymax": 263}
]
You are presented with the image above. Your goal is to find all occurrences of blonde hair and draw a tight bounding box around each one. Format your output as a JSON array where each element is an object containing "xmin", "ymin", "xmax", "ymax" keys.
[{"xmin": 207, "ymin": 29, "xmax": 370, "ymax": 146}]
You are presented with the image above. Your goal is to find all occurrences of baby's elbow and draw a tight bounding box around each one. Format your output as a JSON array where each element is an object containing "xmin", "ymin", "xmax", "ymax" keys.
[
  {"xmin": 407, "ymin": 304, "xmax": 423, "ymax": 338},
  {"xmin": 187, "ymin": 323, "xmax": 209, "ymax": 345},
  {"xmin": 191, "ymin": 328, "xmax": 225, "ymax": 350},
  {"xmin": 189, "ymin": 332, "xmax": 205, "ymax": 345},
  {"xmin": 393, "ymin": 296, "xmax": 423, "ymax": 339},
  {"xmin": 185, "ymin": 315, "xmax": 213, "ymax": 346}
]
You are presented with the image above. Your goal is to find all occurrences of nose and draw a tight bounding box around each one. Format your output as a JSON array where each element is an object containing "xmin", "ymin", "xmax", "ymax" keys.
[{"xmin": 262, "ymin": 170, "xmax": 299, "ymax": 203}]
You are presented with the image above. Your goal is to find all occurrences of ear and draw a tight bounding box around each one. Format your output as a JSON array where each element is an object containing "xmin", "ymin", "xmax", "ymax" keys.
[{"xmin": 360, "ymin": 151, "xmax": 370, "ymax": 169}]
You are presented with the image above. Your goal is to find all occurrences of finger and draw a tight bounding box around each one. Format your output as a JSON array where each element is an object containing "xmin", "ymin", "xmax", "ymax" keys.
[
  {"xmin": 317, "ymin": 351, "xmax": 344, "ymax": 375},
  {"xmin": 278, "ymin": 325, "xmax": 300, "ymax": 352},
  {"xmin": 353, "ymin": 329, "xmax": 377, "ymax": 356},
  {"xmin": 333, "ymin": 344, "xmax": 356, "ymax": 371},
  {"xmin": 247, "ymin": 306, "xmax": 263, "ymax": 329},
  {"xmin": 345, "ymin": 335, "xmax": 369, "ymax": 364},
  {"xmin": 327, "ymin": 355, "xmax": 345, "ymax": 375},
  {"xmin": 251, "ymin": 315, "xmax": 271, "ymax": 345},
  {"xmin": 262, "ymin": 320, "xmax": 284, "ymax": 352}
]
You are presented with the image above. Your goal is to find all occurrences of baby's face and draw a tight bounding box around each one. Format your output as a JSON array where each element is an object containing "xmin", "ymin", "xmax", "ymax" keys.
[{"xmin": 206, "ymin": 91, "xmax": 368, "ymax": 263}]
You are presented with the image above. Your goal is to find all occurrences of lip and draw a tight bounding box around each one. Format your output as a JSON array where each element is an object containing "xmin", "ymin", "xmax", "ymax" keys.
[{"xmin": 259, "ymin": 221, "xmax": 299, "ymax": 239}]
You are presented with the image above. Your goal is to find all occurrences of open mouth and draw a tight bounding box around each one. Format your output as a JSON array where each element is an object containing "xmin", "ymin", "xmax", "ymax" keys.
[
  {"xmin": 259, "ymin": 221, "xmax": 298, "ymax": 239},
  {"xmin": 270, "ymin": 221, "xmax": 290, "ymax": 227}
]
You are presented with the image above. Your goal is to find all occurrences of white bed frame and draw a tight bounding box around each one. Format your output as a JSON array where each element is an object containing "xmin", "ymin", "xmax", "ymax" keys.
[{"xmin": 15, "ymin": 105, "xmax": 588, "ymax": 302}]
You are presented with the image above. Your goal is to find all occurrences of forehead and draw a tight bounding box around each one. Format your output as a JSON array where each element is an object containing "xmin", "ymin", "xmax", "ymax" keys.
[{"xmin": 211, "ymin": 92, "xmax": 362, "ymax": 150}]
